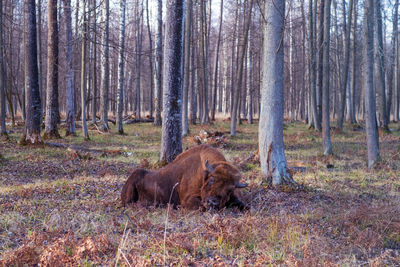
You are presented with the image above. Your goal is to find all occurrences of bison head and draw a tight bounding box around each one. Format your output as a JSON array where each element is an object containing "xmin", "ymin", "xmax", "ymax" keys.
[{"xmin": 200, "ymin": 160, "xmax": 248, "ymax": 210}]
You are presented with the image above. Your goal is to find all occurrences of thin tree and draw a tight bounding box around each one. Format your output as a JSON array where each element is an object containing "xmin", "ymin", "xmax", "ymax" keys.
[
  {"xmin": 322, "ymin": 0, "xmax": 332, "ymax": 155},
  {"xmin": 44, "ymin": 0, "xmax": 60, "ymax": 139},
  {"xmin": 63, "ymin": 0, "xmax": 75, "ymax": 136},
  {"xmin": 182, "ymin": 0, "xmax": 192, "ymax": 135},
  {"xmin": 231, "ymin": 0, "xmax": 253, "ymax": 136},
  {"xmin": 200, "ymin": 0, "xmax": 209, "ymax": 124},
  {"xmin": 259, "ymin": 0, "xmax": 296, "ymax": 186},
  {"xmin": 316, "ymin": 0, "xmax": 325, "ymax": 130},
  {"xmin": 337, "ymin": 0, "xmax": 353, "ymax": 131},
  {"xmin": 81, "ymin": 0, "xmax": 89, "ymax": 140},
  {"xmin": 349, "ymin": 0, "xmax": 358, "ymax": 124},
  {"xmin": 211, "ymin": 0, "xmax": 223, "ymax": 121},
  {"xmin": 91, "ymin": 0, "xmax": 98, "ymax": 124},
  {"xmin": 116, "ymin": 0, "xmax": 126, "ymax": 135},
  {"xmin": 0, "ymin": 0, "xmax": 7, "ymax": 137},
  {"xmin": 160, "ymin": 0, "xmax": 184, "ymax": 163},
  {"xmin": 387, "ymin": 0, "xmax": 398, "ymax": 122},
  {"xmin": 374, "ymin": 0, "xmax": 387, "ymax": 129},
  {"xmin": 23, "ymin": 0, "xmax": 42, "ymax": 144},
  {"xmin": 146, "ymin": 0, "xmax": 154, "ymax": 119},
  {"xmin": 99, "ymin": 0, "xmax": 110, "ymax": 131},
  {"xmin": 308, "ymin": 0, "xmax": 319, "ymax": 129},
  {"xmin": 363, "ymin": 0, "xmax": 379, "ymax": 167},
  {"xmin": 154, "ymin": 0, "xmax": 163, "ymax": 126}
]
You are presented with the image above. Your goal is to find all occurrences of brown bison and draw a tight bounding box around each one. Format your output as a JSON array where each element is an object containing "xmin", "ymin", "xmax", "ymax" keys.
[{"xmin": 121, "ymin": 145, "xmax": 248, "ymax": 210}]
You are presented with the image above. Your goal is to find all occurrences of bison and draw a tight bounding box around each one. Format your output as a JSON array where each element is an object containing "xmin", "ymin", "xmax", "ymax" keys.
[{"xmin": 121, "ymin": 145, "xmax": 248, "ymax": 210}]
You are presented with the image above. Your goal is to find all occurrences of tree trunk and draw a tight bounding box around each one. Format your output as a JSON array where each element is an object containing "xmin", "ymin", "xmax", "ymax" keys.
[
  {"xmin": 154, "ymin": 0, "xmax": 163, "ymax": 126},
  {"xmin": 37, "ymin": 0, "xmax": 44, "ymax": 114},
  {"xmin": 116, "ymin": 0, "xmax": 126, "ymax": 135},
  {"xmin": 337, "ymin": 0, "xmax": 353, "ymax": 131},
  {"xmin": 211, "ymin": 0, "xmax": 223, "ymax": 121},
  {"xmin": 374, "ymin": 0, "xmax": 387, "ymax": 129},
  {"xmin": 200, "ymin": 0, "xmax": 209, "ymax": 124},
  {"xmin": 308, "ymin": 0, "xmax": 319, "ymax": 129},
  {"xmin": 160, "ymin": 0, "xmax": 184, "ymax": 163},
  {"xmin": 63, "ymin": 0, "xmax": 75, "ymax": 136},
  {"xmin": 0, "ymin": 0, "xmax": 6, "ymax": 136},
  {"xmin": 146, "ymin": 0, "xmax": 154, "ymax": 119},
  {"xmin": 135, "ymin": 1, "xmax": 142, "ymax": 120},
  {"xmin": 259, "ymin": 0, "xmax": 296, "ymax": 186},
  {"xmin": 349, "ymin": 0, "xmax": 358, "ymax": 124},
  {"xmin": 322, "ymin": 0, "xmax": 332, "ymax": 155},
  {"xmin": 316, "ymin": 0, "xmax": 325, "ymax": 130},
  {"xmin": 231, "ymin": 0, "xmax": 253, "ymax": 136},
  {"xmin": 182, "ymin": 0, "xmax": 192, "ymax": 135},
  {"xmin": 92, "ymin": 0, "xmax": 97, "ymax": 124},
  {"xmin": 99, "ymin": 0, "xmax": 110, "ymax": 131},
  {"xmin": 44, "ymin": 0, "xmax": 60, "ymax": 139},
  {"xmin": 23, "ymin": 0, "xmax": 42, "ymax": 144},
  {"xmin": 387, "ymin": 0, "xmax": 398, "ymax": 123},
  {"xmin": 81, "ymin": 0, "xmax": 89, "ymax": 140},
  {"xmin": 363, "ymin": 0, "xmax": 379, "ymax": 167}
]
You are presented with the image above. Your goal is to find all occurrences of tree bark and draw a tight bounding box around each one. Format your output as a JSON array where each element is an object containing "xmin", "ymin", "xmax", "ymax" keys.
[
  {"xmin": 231, "ymin": 0, "xmax": 253, "ymax": 136},
  {"xmin": 0, "ymin": 0, "xmax": 6, "ymax": 136},
  {"xmin": 44, "ymin": 0, "xmax": 60, "ymax": 139},
  {"xmin": 81, "ymin": 0, "xmax": 89, "ymax": 140},
  {"xmin": 92, "ymin": 0, "xmax": 97, "ymax": 124},
  {"xmin": 146, "ymin": 0, "xmax": 154, "ymax": 119},
  {"xmin": 182, "ymin": 0, "xmax": 192, "ymax": 135},
  {"xmin": 337, "ymin": 0, "xmax": 353, "ymax": 131},
  {"xmin": 363, "ymin": 0, "xmax": 379, "ymax": 167},
  {"xmin": 23, "ymin": 0, "xmax": 42, "ymax": 144},
  {"xmin": 316, "ymin": 0, "xmax": 325, "ymax": 130},
  {"xmin": 160, "ymin": 0, "xmax": 184, "ymax": 163},
  {"xmin": 154, "ymin": 0, "xmax": 163, "ymax": 126},
  {"xmin": 211, "ymin": 0, "xmax": 223, "ymax": 121},
  {"xmin": 349, "ymin": 0, "xmax": 358, "ymax": 124},
  {"xmin": 374, "ymin": 0, "xmax": 387, "ymax": 129},
  {"xmin": 99, "ymin": 0, "xmax": 110, "ymax": 131},
  {"xmin": 116, "ymin": 0, "xmax": 126, "ymax": 135},
  {"xmin": 259, "ymin": 0, "xmax": 296, "ymax": 186},
  {"xmin": 200, "ymin": 0, "xmax": 209, "ymax": 124},
  {"xmin": 322, "ymin": 0, "xmax": 332, "ymax": 155},
  {"xmin": 387, "ymin": 0, "xmax": 398, "ymax": 123}
]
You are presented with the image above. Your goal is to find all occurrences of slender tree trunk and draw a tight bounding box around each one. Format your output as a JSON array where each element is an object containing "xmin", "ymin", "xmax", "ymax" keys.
[
  {"xmin": 309, "ymin": 0, "xmax": 319, "ymax": 129},
  {"xmin": 350, "ymin": 0, "xmax": 358, "ymax": 124},
  {"xmin": 160, "ymin": 0, "xmax": 184, "ymax": 163},
  {"xmin": 200, "ymin": 0, "xmax": 209, "ymax": 124},
  {"xmin": 146, "ymin": 0, "xmax": 154, "ymax": 119},
  {"xmin": 23, "ymin": 0, "xmax": 42, "ymax": 144},
  {"xmin": 387, "ymin": 0, "xmax": 398, "ymax": 123},
  {"xmin": 231, "ymin": 0, "xmax": 253, "ymax": 136},
  {"xmin": 248, "ymin": 27, "xmax": 253, "ymax": 124},
  {"xmin": 99, "ymin": 0, "xmax": 110, "ymax": 131},
  {"xmin": 190, "ymin": 21, "xmax": 197, "ymax": 125},
  {"xmin": 364, "ymin": 0, "xmax": 379, "ymax": 167},
  {"xmin": 116, "ymin": 0, "xmax": 126, "ymax": 134},
  {"xmin": 135, "ymin": 1, "xmax": 143, "ymax": 119},
  {"xmin": 374, "ymin": 0, "xmax": 387, "ymax": 129},
  {"xmin": 81, "ymin": 0, "xmax": 89, "ymax": 140},
  {"xmin": 154, "ymin": 0, "xmax": 163, "ymax": 126},
  {"xmin": 182, "ymin": 0, "xmax": 192, "ymax": 135},
  {"xmin": 316, "ymin": 0, "xmax": 325, "ymax": 130},
  {"xmin": 44, "ymin": 0, "xmax": 60, "ymax": 139},
  {"xmin": 0, "ymin": 0, "xmax": 6, "ymax": 136},
  {"xmin": 37, "ymin": 0, "xmax": 44, "ymax": 114},
  {"xmin": 259, "ymin": 0, "xmax": 296, "ymax": 186},
  {"xmin": 63, "ymin": 0, "xmax": 75, "ymax": 136},
  {"xmin": 92, "ymin": 0, "xmax": 97, "ymax": 124},
  {"xmin": 211, "ymin": 0, "xmax": 223, "ymax": 121},
  {"xmin": 337, "ymin": 0, "xmax": 353, "ymax": 131},
  {"xmin": 322, "ymin": 0, "xmax": 332, "ymax": 155}
]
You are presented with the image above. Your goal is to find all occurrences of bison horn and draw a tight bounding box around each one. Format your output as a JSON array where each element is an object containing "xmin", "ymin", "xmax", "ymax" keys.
[
  {"xmin": 235, "ymin": 182, "xmax": 248, "ymax": 188},
  {"xmin": 205, "ymin": 160, "xmax": 214, "ymax": 172}
]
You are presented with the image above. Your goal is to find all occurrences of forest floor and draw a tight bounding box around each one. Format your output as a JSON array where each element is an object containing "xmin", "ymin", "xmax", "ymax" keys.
[{"xmin": 1, "ymin": 119, "xmax": 400, "ymax": 266}]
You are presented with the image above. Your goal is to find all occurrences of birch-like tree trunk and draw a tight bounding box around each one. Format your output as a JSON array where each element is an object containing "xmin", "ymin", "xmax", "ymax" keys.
[
  {"xmin": 231, "ymin": 0, "xmax": 253, "ymax": 136},
  {"xmin": 0, "ymin": 0, "xmax": 6, "ymax": 136},
  {"xmin": 363, "ymin": 0, "xmax": 379, "ymax": 167},
  {"xmin": 182, "ymin": 0, "xmax": 192, "ymax": 135},
  {"xmin": 116, "ymin": 0, "xmax": 126, "ymax": 134},
  {"xmin": 154, "ymin": 0, "xmax": 163, "ymax": 126},
  {"xmin": 44, "ymin": 0, "xmax": 60, "ymax": 139},
  {"xmin": 99, "ymin": 0, "xmax": 110, "ymax": 131},
  {"xmin": 63, "ymin": 0, "xmax": 75, "ymax": 136},
  {"xmin": 337, "ymin": 0, "xmax": 353, "ymax": 131},
  {"xmin": 211, "ymin": 0, "xmax": 223, "ymax": 121},
  {"xmin": 160, "ymin": 0, "xmax": 184, "ymax": 163},
  {"xmin": 23, "ymin": 0, "xmax": 42, "ymax": 144},
  {"xmin": 259, "ymin": 0, "xmax": 296, "ymax": 186},
  {"xmin": 81, "ymin": 0, "xmax": 89, "ymax": 140}
]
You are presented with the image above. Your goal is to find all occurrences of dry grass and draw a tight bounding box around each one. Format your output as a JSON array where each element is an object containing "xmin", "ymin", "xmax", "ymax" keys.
[{"xmin": 1, "ymin": 120, "xmax": 400, "ymax": 266}]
